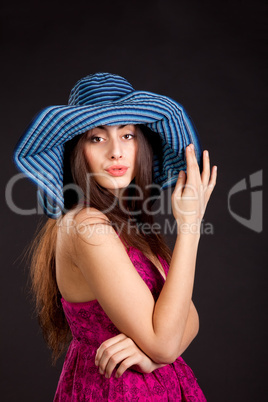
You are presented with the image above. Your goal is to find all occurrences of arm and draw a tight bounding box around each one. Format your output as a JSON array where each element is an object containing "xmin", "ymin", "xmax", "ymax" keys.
[
  {"xmin": 95, "ymin": 300, "xmax": 199, "ymax": 378},
  {"xmin": 177, "ymin": 299, "xmax": 199, "ymax": 356},
  {"xmin": 71, "ymin": 145, "xmax": 216, "ymax": 364}
]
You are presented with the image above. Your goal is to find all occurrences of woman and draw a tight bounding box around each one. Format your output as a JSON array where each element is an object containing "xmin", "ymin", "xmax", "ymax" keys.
[{"xmin": 14, "ymin": 73, "xmax": 217, "ymax": 401}]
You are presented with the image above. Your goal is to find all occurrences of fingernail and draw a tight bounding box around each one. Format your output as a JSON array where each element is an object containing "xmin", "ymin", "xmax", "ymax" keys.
[
  {"xmin": 205, "ymin": 150, "xmax": 209, "ymax": 157},
  {"xmin": 179, "ymin": 171, "xmax": 184, "ymax": 177},
  {"xmin": 188, "ymin": 145, "xmax": 192, "ymax": 152},
  {"xmin": 99, "ymin": 368, "xmax": 104, "ymax": 375}
]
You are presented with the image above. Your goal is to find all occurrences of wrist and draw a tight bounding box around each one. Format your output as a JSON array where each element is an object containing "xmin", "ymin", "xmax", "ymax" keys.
[
  {"xmin": 176, "ymin": 220, "xmax": 201, "ymax": 237},
  {"xmin": 150, "ymin": 362, "xmax": 167, "ymax": 372}
]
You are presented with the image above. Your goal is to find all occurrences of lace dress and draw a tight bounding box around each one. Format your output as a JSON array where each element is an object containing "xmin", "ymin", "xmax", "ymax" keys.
[{"xmin": 54, "ymin": 245, "xmax": 207, "ymax": 401}]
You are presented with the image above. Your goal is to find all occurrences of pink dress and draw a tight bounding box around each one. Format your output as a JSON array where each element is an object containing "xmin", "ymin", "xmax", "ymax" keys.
[{"xmin": 54, "ymin": 244, "xmax": 207, "ymax": 401}]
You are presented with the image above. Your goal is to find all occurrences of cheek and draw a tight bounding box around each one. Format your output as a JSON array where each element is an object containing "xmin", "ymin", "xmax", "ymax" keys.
[
  {"xmin": 131, "ymin": 144, "xmax": 138, "ymax": 174},
  {"xmin": 83, "ymin": 147, "xmax": 95, "ymax": 170},
  {"xmin": 133, "ymin": 143, "xmax": 138, "ymax": 163}
]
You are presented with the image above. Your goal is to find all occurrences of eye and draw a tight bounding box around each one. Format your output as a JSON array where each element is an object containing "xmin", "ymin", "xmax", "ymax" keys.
[
  {"xmin": 123, "ymin": 133, "xmax": 135, "ymax": 140},
  {"xmin": 90, "ymin": 136, "xmax": 104, "ymax": 143}
]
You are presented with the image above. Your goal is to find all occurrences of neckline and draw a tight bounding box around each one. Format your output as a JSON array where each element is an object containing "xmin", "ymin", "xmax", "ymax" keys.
[
  {"xmin": 144, "ymin": 254, "xmax": 167, "ymax": 281},
  {"xmin": 61, "ymin": 248, "xmax": 167, "ymax": 306},
  {"xmin": 129, "ymin": 246, "xmax": 167, "ymax": 281},
  {"xmin": 117, "ymin": 233, "xmax": 167, "ymax": 280},
  {"xmin": 61, "ymin": 245, "xmax": 166, "ymax": 306},
  {"xmin": 61, "ymin": 297, "xmax": 98, "ymax": 306}
]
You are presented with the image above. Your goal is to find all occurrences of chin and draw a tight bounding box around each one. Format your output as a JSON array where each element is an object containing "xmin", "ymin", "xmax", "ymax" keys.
[{"xmin": 99, "ymin": 178, "xmax": 132, "ymax": 192}]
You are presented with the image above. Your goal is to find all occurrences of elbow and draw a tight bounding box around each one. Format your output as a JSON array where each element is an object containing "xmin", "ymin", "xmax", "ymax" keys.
[
  {"xmin": 150, "ymin": 343, "xmax": 182, "ymax": 365},
  {"xmin": 194, "ymin": 307, "xmax": 200, "ymax": 337},
  {"xmin": 189, "ymin": 301, "xmax": 200, "ymax": 340},
  {"xmin": 152, "ymin": 308, "xmax": 200, "ymax": 364},
  {"xmin": 152, "ymin": 351, "xmax": 180, "ymax": 365}
]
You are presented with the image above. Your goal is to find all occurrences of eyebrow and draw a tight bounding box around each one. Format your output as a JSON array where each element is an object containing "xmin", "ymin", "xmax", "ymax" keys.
[{"xmin": 94, "ymin": 125, "xmax": 128, "ymax": 130}]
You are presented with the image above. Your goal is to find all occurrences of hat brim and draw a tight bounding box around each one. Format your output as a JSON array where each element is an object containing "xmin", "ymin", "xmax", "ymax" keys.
[{"xmin": 14, "ymin": 90, "xmax": 202, "ymax": 218}]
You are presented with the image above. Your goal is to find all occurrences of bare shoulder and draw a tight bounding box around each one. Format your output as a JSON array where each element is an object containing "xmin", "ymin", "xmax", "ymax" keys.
[
  {"xmin": 56, "ymin": 209, "xmax": 160, "ymax": 358},
  {"xmin": 72, "ymin": 206, "xmax": 110, "ymax": 224},
  {"xmin": 59, "ymin": 206, "xmax": 110, "ymax": 231},
  {"xmin": 59, "ymin": 206, "xmax": 119, "ymax": 248}
]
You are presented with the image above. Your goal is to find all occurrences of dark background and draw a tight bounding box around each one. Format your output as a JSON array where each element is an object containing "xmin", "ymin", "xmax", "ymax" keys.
[{"xmin": 1, "ymin": 0, "xmax": 267, "ymax": 400}]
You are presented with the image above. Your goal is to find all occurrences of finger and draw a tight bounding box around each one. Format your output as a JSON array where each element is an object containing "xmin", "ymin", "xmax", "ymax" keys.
[
  {"xmin": 97, "ymin": 338, "xmax": 133, "ymax": 375},
  {"xmin": 205, "ymin": 165, "xmax": 217, "ymax": 200},
  {"xmin": 201, "ymin": 150, "xmax": 210, "ymax": 187},
  {"xmin": 95, "ymin": 334, "xmax": 126, "ymax": 365},
  {"xmin": 97, "ymin": 341, "xmax": 126, "ymax": 373},
  {"xmin": 105, "ymin": 349, "xmax": 135, "ymax": 378},
  {"xmin": 173, "ymin": 170, "xmax": 186, "ymax": 197},
  {"xmin": 185, "ymin": 143, "xmax": 200, "ymax": 183},
  {"xmin": 115, "ymin": 355, "xmax": 141, "ymax": 378}
]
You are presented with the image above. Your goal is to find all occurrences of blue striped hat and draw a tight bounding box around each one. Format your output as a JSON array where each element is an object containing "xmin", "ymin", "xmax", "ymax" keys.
[{"xmin": 14, "ymin": 72, "xmax": 202, "ymax": 218}]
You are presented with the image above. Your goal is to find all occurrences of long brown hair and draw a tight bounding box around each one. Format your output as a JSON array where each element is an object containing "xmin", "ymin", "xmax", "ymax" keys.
[{"xmin": 30, "ymin": 125, "xmax": 172, "ymax": 363}]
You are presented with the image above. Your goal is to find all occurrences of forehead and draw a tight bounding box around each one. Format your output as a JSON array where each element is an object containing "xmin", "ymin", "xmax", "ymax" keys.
[{"xmin": 91, "ymin": 124, "xmax": 135, "ymax": 131}]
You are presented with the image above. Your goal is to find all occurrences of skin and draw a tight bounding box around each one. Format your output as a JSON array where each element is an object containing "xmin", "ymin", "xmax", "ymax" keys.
[
  {"xmin": 84, "ymin": 124, "xmax": 138, "ymax": 198},
  {"xmin": 56, "ymin": 128, "xmax": 217, "ymax": 379}
]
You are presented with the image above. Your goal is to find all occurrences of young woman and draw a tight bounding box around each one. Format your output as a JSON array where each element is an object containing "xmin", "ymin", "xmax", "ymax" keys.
[{"xmin": 14, "ymin": 73, "xmax": 217, "ymax": 401}]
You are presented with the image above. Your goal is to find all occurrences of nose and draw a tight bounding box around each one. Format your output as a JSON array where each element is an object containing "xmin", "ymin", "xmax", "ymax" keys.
[{"xmin": 109, "ymin": 137, "xmax": 123, "ymax": 160}]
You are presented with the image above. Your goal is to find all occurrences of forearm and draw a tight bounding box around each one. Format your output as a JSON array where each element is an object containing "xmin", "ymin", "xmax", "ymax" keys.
[
  {"xmin": 151, "ymin": 232, "xmax": 200, "ymax": 363},
  {"xmin": 148, "ymin": 300, "xmax": 199, "ymax": 372},
  {"xmin": 177, "ymin": 300, "xmax": 199, "ymax": 356},
  {"xmin": 95, "ymin": 301, "xmax": 200, "ymax": 379},
  {"xmin": 77, "ymin": 144, "xmax": 216, "ymax": 368}
]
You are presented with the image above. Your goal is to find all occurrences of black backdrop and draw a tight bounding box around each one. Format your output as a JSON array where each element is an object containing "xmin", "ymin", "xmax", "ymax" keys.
[{"xmin": 1, "ymin": 1, "xmax": 267, "ymax": 401}]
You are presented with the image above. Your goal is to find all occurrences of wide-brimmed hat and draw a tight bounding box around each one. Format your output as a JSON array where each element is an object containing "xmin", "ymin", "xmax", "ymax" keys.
[{"xmin": 14, "ymin": 72, "xmax": 202, "ymax": 219}]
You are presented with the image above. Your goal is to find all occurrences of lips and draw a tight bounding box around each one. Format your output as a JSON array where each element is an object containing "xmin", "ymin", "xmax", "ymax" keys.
[{"xmin": 105, "ymin": 165, "xmax": 129, "ymax": 177}]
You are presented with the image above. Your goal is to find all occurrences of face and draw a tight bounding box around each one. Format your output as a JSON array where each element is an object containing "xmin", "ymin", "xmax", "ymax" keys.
[{"xmin": 83, "ymin": 124, "xmax": 138, "ymax": 197}]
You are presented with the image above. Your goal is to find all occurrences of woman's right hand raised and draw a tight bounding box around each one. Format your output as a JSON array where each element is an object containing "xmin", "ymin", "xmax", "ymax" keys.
[{"xmin": 171, "ymin": 144, "xmax": 217, "ymax": 230}]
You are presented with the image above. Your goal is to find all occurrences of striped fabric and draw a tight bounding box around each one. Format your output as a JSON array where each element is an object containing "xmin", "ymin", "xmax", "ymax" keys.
[{"xmin": 14, "ymin": 72, "xmax": 202, "ymax": 218}]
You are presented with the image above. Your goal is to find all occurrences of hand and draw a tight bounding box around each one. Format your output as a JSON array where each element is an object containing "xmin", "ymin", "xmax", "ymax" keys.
[
  {"xmin": 172, "ymin": 144, "xmax": 217, "ymax": 228},
  {"xmin": 95, "ymin": 333, "xmax": 166, "ymax": 378}
]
